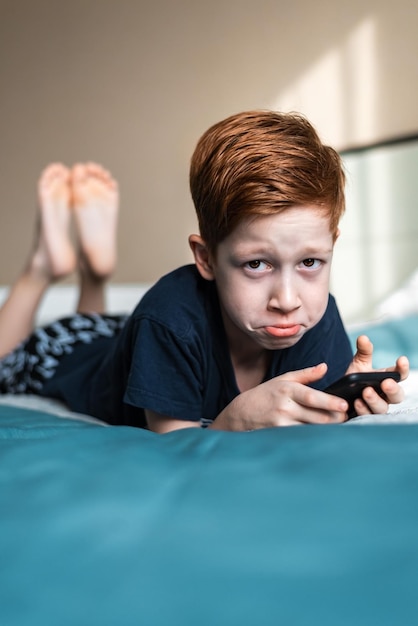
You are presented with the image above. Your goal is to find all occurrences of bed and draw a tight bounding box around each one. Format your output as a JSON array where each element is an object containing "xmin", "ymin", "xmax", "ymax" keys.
[{"xmin": 1, "ymin": 278, "xmax": 418, "ymax": 626}]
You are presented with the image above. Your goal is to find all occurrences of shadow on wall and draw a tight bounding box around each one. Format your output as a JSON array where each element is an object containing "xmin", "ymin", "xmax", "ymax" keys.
[{"xmin": 271, "ymin": 17, "xmax": 378, "ymax": 150}]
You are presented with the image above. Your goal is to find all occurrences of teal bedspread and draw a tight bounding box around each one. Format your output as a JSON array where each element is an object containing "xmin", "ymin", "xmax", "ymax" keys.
[
  {"xmin": 347, "ymin": 313, "xmax": 418, "ymax": 369},
  {"xmin": 2, "ymin": 403, "xmax": 418, "ymax": 626}
]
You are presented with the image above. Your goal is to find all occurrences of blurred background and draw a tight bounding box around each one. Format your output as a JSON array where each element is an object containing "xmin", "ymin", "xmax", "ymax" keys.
[{"xmin": 1, "ymin": 0, "xmax": 417, "ymax": 323}]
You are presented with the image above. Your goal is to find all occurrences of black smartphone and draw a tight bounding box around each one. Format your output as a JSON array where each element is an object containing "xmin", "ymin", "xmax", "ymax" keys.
[{"xmin": 324, "ymin": 371, "xmax": 401, "ymax": 419}]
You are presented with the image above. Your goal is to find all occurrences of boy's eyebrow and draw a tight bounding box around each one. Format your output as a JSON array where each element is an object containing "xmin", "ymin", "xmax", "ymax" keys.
[
  {"xmin": 298, "ymin": 245, "xmax": 334, "ymax": 256},
  {"xmin": 232, "ymin": 243, "xmax": 334, "ymax": 257}
]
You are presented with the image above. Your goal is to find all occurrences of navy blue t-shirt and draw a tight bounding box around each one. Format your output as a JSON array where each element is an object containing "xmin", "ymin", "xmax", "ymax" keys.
[{"xmin": 44, "ymin": 265, "xmax": 353, "ymax": 428}]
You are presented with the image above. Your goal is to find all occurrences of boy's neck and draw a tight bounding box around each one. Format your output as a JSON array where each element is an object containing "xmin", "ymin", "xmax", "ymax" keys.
[
  {"xmin": 222, "ymin": 312, "xmax": 271, "ymax": 392},
  {"xmin": 231, "ymin": 349, "xmax": 271, "ymax": 392}
]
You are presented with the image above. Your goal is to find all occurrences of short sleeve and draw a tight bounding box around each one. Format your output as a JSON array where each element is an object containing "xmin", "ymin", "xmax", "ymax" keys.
[{"xmin": 123, "ymin": 317, "xmax": 205, "ymax": 422}]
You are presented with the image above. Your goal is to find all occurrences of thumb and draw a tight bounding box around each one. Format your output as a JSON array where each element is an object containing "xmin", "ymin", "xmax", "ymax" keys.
[
  {"xmin": 279, "ymin": 362, "xmax": 328, "ymax": 385},
  {"xmin": 348, "ymin": 334, "xmax": 374, "ymax": 371}
]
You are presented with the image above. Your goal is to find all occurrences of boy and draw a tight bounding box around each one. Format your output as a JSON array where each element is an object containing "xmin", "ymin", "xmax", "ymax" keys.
[{"xmin": 0, "ymin": 112, "xmax": 409, "ymax": 431}]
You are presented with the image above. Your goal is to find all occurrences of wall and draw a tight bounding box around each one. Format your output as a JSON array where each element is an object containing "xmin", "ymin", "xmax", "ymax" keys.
[
  {"xmin": 332, "ymin": 140, "xmax": 418, "ymax": 322},
  {"xmin": 1, "ymin": 0, "xmax": 417, "ymax": 321}
]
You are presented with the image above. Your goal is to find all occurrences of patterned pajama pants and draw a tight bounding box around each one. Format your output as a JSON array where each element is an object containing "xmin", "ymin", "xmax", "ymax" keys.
[{"xmin": 0, "ymin": 313, "xmax": 128, "ymax": 394}]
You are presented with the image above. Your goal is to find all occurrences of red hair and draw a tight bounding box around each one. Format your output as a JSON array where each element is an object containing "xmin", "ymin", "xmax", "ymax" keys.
[{"xmin": 190, "ymin": 110, "xmax": 345, "ymax": 254}]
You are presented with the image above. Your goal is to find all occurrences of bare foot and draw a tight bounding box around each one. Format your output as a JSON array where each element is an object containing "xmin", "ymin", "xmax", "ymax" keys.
[
  {"xmin": 71, "ymin": 162, "xmax": 119, "ymax": 278},
  {"xmin": 31, "ymin": 163, "xmax": 76, "ymax": 280}
]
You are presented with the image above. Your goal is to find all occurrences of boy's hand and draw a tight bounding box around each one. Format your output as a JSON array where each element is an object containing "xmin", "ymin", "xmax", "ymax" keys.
[
  {"xmin": 345, "ymin": 335, "xmax": 409, "ymax": 416},
  {"xmin": 212, "ymin": 363, "xmax": 349, "ymax": 430}
]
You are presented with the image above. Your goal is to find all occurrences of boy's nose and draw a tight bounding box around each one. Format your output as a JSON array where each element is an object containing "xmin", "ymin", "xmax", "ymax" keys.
[{"xmin": 268, "ymin": 278, "xmax": 301, "ymax": 313}]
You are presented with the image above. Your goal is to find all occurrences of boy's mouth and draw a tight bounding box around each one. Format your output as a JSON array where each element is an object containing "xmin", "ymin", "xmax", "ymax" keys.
[{"xmin": 264, "ymin": 324, "xmax": 301, "ymax": 338}]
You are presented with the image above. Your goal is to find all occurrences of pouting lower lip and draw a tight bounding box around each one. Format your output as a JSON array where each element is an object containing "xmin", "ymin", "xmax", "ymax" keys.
[{"xmin": 264, "ymin": 325, "xmax": 301, "ymax": 337}]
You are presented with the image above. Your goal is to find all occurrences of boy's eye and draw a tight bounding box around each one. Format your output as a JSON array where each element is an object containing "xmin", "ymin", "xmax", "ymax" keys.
[
  {"xmin": 245, "ymin": 260, "xmax": 269, "ymax": 271},
  {"xmin": 302, "ymin": 258, "xmax": 320, "ymax": 269}
]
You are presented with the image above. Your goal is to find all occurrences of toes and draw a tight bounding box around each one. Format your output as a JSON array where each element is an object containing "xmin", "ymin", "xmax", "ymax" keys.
[
  {"xmin": 71, "ymin": 163, "xmax": 87, "ymax": 182},
  {"xmin": 85, "ymin": 162, "xmax": 115, "ymax": 186},
  {"xmin": 39, "ymin": 163, "xmax": 70, "ymax": 187},
  {"xmin": 38, "ymin": 163, "xmax": 71, "ymax": 204},
  {"xmin": 71, "ymin": 162, "xmax": 118, "ymax": 197}
]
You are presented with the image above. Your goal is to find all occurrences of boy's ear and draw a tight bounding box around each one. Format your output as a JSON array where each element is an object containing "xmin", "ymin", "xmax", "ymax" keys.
[{"xmin": 188, "ymin": 234, "xmax": 215, "ymax": 280}]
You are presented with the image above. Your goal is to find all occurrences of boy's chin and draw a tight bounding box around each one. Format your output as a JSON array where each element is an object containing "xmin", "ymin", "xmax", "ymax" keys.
[
  {"xmin": 267, "ymin": 336, "xmax": 303, "ymax": 350},
  {"xmin": 257, "ymin": 330, "xmax": 306, "ymax": 350}
]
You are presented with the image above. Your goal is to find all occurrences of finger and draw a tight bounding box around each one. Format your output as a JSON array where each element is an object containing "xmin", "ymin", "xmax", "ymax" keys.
[
  {"xmin": 395, "ymin": 355, "xmax": 410, "ymax": 381},
  {"xmin": 267, "ymin": 380, "xmax": 348, "ymax": 425},
  {"xmin": 376, "ymin": 355, "xmax": 410, "ymax": 381},
  {"xmin": 345, "ymin": 335, "xmax": 374, "ymax": 375},
  {"xmin": 275, "ymin": 399, "xmax": 347, "ymax": 426},
  {"xmin": 279, "ymin": 362, "xmax": 329, "ymax": 386},
  {"xmin": 295, "ymin": 384, "xmax": 348, "ymax": 418},
  {"xmin": 354, "ymin": 335, "xmax": 373, "ymax": 366},
  {"xmin": 298, "ymin": 409, "xmax": 348, "ymax": 425},
  {"xmin": 357, "ymin": 387, "xmax": 388, "ymax": 415},
  {"xmin": 380, "ymin": 377, "xmax": 405, "ymax": 404},
  {"xmin": 353, "ymin": 396, "xmax": 374, "ymax": 416}
]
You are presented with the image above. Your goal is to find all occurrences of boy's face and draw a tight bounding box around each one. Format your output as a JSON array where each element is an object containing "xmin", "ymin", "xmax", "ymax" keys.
[{"xmin": 204, "ymin": 206, "xmax": 335, "ymax": 353}]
